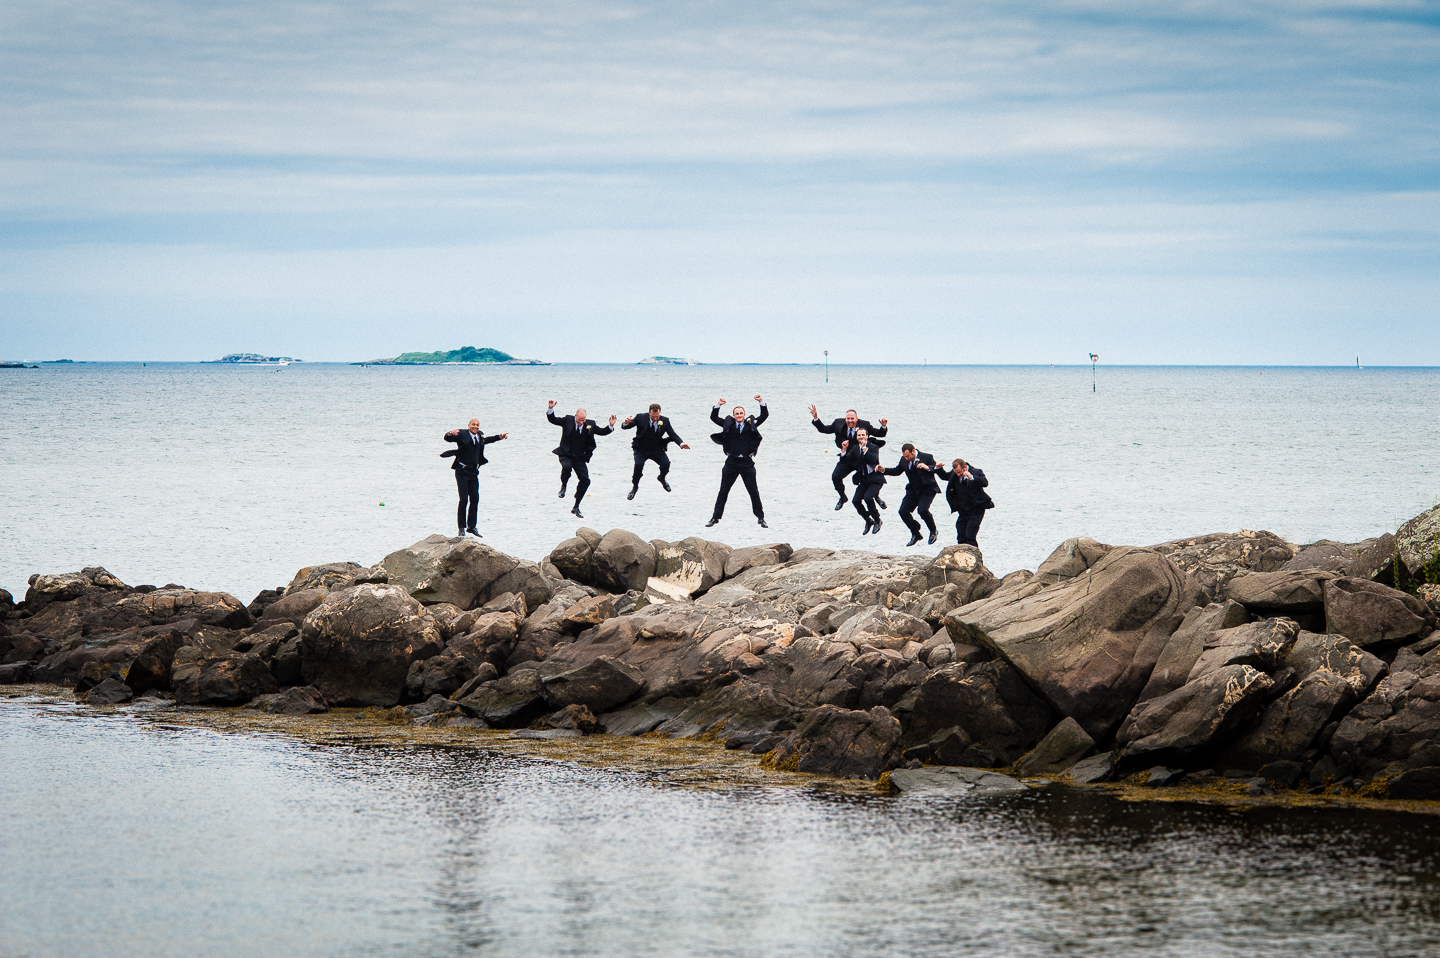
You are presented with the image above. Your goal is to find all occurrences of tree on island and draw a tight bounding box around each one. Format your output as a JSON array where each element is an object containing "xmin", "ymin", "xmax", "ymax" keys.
[{"xmin": 392, "ymin": 346, "xmax": 516, "ymax": 364}]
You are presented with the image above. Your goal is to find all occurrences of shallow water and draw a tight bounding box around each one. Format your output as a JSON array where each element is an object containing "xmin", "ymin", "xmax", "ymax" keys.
[
  {"xmin": 4, "ymin": 697, "xmax": 1440, "ymax": 957},
  {"xmin": 1, "ymin": 362, "xmax": 1437, "ymax": 603}
]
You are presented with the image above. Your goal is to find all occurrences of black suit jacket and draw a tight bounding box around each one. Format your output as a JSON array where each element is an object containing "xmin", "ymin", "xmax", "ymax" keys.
[
  {"xmin": 940, "ymin": 465, "xmax": 994, "ymax": 513},
  {"xmin": 841, "ymin": 442, "xmax": 885, "ymax": 487},
  {"xmin": 623, "ymin": 413, "xmax": 684, "ymax": 453},
  {"xmin": 813, "ymin": 417, "xmax": 887, "ymax": 449},
  {"xmin": 710, "ymin": 404, "xmax": 768, "ymax": 457},
  {"xmin": 443, "ymin": 429, "xmax": 503, "ymax": 472},
  {"xmin": 547, "ymin": 411, "xmax": 613, "ymax": 461},
  {"xmin": 887, "ymin": 451, "xmax": 941, "ymax": 494}
]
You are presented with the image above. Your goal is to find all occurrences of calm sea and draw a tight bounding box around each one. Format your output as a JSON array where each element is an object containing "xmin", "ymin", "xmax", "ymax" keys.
[
  {"xmin": 2, "ymin": 362, "xmax": 1438, "ymax": 602},
  {"xmin": 2, "ymin": 363, "xmax": 1440, "ymax": 602},
  {"xmin": 3, "ymin": 698, "xmax": 1440, "ymax": 957}
]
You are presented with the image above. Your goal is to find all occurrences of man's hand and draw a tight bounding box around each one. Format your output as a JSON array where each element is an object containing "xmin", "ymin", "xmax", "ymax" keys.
[
  {"xmin": 840, "ymin": 439, "xmax": 849, "ymax": 452},
  {"xmin": 879, "ymin": 418, "xmax": 888, "ymax": 427},
  {"xmin": 680, "ymin": 443, "xmax": 691, "ymax": 450},
  {"xmin": 547, "ymin": 400, "xmax": 556, "ymax": 410},
  {"xmin": 445, "ymin": 429, "xmax": 459, "ymax": 437},
  {"xmin": 717, "ymin": 398, "xmax": 725, "ymax": 406},
  {"xmin": 808, "ymin": 404, "xmax": 818, "ymax": 419},
  {"xmin": 875, "ymin": 465, "xmax": 885, "ymax": 473},
  {"xmin": 623, "ymin": 416, "xmax": 634, "ymax": 426},
  {"xmin": 754, "ymin": 394, "xmax": 763, "ymax": 403},
  {"xmin": 608, "ymin": 415, "xmax": 617, "ymax": 427},
  {"xmin": 917, "ymin": 463, "xmax": 930, "ymax": 471},
  {"xmin": 497, "ymin": 433, "xmax": 508, "ymax": 439}
]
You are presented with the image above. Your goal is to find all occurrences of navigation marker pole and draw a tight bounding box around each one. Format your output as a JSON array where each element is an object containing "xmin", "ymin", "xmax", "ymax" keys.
[
  {"xmin": 1089, "ymin": 353, "xmax": 1099, "ymax": 392},
  {"xmin": 824, "ymin": 350, "xmax": 829, "ymax": 383}
]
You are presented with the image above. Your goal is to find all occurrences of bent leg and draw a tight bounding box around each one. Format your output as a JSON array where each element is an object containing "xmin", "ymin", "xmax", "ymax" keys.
[
  {"xmin": 654, "ymin": 451, "xmax": 671, "ymax": 480},
  {"xmin": 898, "ymin": 489, "xmax": 921, "ymax": 533}
]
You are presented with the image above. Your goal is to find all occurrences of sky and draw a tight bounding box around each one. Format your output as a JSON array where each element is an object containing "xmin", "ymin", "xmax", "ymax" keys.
[{"xmin": 0, "ymin": 0, "xmax": 1437, "ymax": 365}]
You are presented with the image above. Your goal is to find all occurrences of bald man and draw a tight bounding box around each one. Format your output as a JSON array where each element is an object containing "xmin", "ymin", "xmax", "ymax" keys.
[{"xmin": 547, "ymin": 400, "xmax": 616, "ymax": 519}]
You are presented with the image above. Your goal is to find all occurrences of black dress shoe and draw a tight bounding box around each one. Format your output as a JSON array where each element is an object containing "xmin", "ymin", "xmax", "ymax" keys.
[
  {"xmin": 757, "ymin": 518, "xmax": 768, "ymax": 528},
  {"xmin": 928, "ymin": 531, "xmax": 938, "ymax": 545},
  {"xmin": 627, "ymin": 486, "xmax": 637, "ymax": 500},
  {"xmin": 571, "ymin": 506, "xmax": 583, "ymax": 518},
  {"xmin": 872, "ymin": 517, "xmax": 882, "ymax": 534},
  {"xmin": 457, "ymin": 529, "xmax": 467, "ymax": 537},
  {"xmin": 906, "ymin": 532, "xmax": 921, "ymax": 547},
  {"xmin": 834, "ymin": 496, "xmax": 846, "ymax": 511},
  {"xmin": 467, "ymin": 527, "xmax": 481, "ymax": 537},
  {"xmin": 705, "ymin": 517, "xmax": 720, "ymax": 527},
  {"xmin": 862, "ymin": 521, "xmax": 872, "ymax": 535},
  {"xmin": 877, "ymin": 497, "xmax": 887, "ymax": 510},
  {"xmin": 660, "ymin": 478, "xmax": 672, "ymax": 492},
  {"xmin": 558, "ymin": 485, "xmax": 567, "ymax": 498}
]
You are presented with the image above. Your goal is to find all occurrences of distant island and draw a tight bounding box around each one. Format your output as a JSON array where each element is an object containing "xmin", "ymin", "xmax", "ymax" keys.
[
  {"xmin": 638, "ymin": 356, "xmax": 701, "ymax": 365},
  {"xmin": 206, "ymin": 354, "xmax": 302, "ymax": 364},
  {"xmin": 43, "ymin": 359, "xmax": 75, "ymax": 363},
  {"xmin": 0, "ymin": 361, "xmax": 38, "ymax": 369},
  {"xmin": 356, "ymin": 346, "xmax": 548, "ymax": 366}
]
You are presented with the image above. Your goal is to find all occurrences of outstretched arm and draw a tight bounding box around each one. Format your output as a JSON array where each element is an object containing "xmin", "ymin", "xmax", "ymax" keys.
[
  {"xmin": 595, "ymin": 415, "xmax": 617, "ymax": 435},
  {"xmin": 483, "ymin": 433, "xmax": 508, "ymax": 444}
]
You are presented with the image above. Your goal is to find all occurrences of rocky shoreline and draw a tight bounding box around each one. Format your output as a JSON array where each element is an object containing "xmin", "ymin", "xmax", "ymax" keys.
[{"xmin": 5, "ymin": 505, "xmax": 1440, "ymax": 804}]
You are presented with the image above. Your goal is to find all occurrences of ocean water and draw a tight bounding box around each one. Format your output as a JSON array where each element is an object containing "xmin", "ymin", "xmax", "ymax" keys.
[
  {"xmin": 1, "ymin": 362, "xmax": 1437, "ymax": 603},
  {"xmin": 3, "ymin": 697, "xmax": 1440, "ymax": 958}
]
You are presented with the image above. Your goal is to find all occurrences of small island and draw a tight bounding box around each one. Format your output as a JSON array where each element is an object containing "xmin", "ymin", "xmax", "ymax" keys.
[
  {"xmin": 356, "ymin": 346, "xmax": 548, "ymax": 366},
  {"xmin": 207, "ymin": 354, "xmax": 301, "ymax": 364},
  {"xmin": 638, "ymin": 356, "xmax": 700, "ymax": 365},
  {"xmin": 0, "ymin": 361, "xmax": 38, "ymax": 369}
]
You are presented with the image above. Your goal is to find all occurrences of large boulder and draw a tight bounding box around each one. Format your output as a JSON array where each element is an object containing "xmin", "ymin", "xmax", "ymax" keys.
[
  {"xmin": 1034, "ymin": 538, "xmax": 1112, "ymax": 586},
  {"xmin": 172, "ymin": 648, "xmax": 278, "ymax": 705},
  {"xmin": 1186, "ymin": 618, "xmax": 1300, "ymax": 681},
  {"xmin": 918, "ymin": 546, "xmax": 1000, "ymax": 601},
  {"xmin": 1148, "ymin": 530, "xmax": 1296, "ymax": 596},
  {"xmin": 1283, "ymin": 535, "xmax": 1395, "ymax": 580},
  {"xmin": 724, "ymin": 543, "xmax": 794, "ymax": 580},
  {"xmin": 831, "ymin": 607, "xmax": 932, "ymax": 651},
  {"xmin": 905, "ymin": 661, "xmax": 1054, "ymax": 765},
  {"xmin": 383, "ymin": 535, "xmax": 539, "ymax": 610},
  {"xmin": 547, "ymin": 527, "xmax": 602, "ymax": 582},
  {"xmin": 456, "ymin": 670, "xmax": 549, "ymax": 728},
  {"xmin": 285, "ymin": 562, "xmax": 364, "ymax": 594},
  {"xmin": 298, "ymin": 584, "xmax": 445, "ymax": 707},
  {"xmin": 1223, "ymin": 570, "xmax": 1335, "ymax": 621},
  {"xmin": 948, "ymin": 546, "xmax": 1206, "ymax": 739},
  {"xmin": 1329, "ymin": 661, "xmax": 1440, "ymax": 779},
  {"xmin": 1219, "ymin": 671, "xmax": 1358, "ymax": 770},
  {"xmin": 1137, "ymin": 600, "xmax": 1249, "ymax": 702},
  {"xmin": 542, "ymin": 656, "xmax": 646, "ymax": 713},
  {"xmin": 1323, "ymin": 577, "xmax": 1435, "ymax": 649},
  {"xmin": 1116, "ymin": 665, "xmax": 1275, "ymax": 765},
  {"xmin": 23, "ymin": 567, "xmax": 129, "ymax": 607},
  {"xmin": 1395, "ymin": 504, "xmax": 1440, "ymax": 587},
  {"xmin": 257, "ymin": 588, "xmax": 328, "ymax": 627},
  {"xmin": 765, "ymin": 705, "xmax": 902, "ymax": 779},
  {"xmin": 589, "ymin": 529, "xmax": 658, "ymax": 593},
  {"xmin": 652, "ymin": 537, "xmax": 732, "ymax": 597},
  {"xmin": 31, "ymin": 622, "xmax": 193, "ymax": 692},
  {"xmin": 1014, "ymin": 717, "xmax": 1095, "ymax": 776}
]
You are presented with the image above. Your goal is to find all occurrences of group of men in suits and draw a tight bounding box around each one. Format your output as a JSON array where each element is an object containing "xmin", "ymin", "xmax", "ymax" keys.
[{"xmin": 442, "ymin": 396, "xmax": 991, "ymax": 547}]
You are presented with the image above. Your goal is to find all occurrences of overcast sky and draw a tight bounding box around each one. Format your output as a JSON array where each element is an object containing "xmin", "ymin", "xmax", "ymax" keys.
[{"xmin": 1, "ymin": 0, "xmax": 1437, "ymax": 364}]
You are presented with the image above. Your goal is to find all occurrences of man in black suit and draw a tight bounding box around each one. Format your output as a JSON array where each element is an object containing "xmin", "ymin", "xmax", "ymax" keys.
[
  {"xmin": 939, "ymin": 458, "xmax": 994, "ymax": 547},
  {"xmin": 547, "ymin": 400, "xmax": 616, "ymax": 519},
  {"xmin": 621, "ymin": 403, "xmax": 690, "ymax": 499},
  {"xmin": 886, "ymin": 443, "xmax": 941, "ymax": 547},
  {"xmin": 706, "ymin": 395, "xmax": 769, "ymax": 528},
  {"xmin": 840, "ymin": 429, "xmax": 885, "ymax": 535},
  {"xmin": 442, "ymin": 418, "xmax": 507, "ymax": 537},
  {"xmin": 809, "ymin": 405, "xmax": 889, "ymax": 511}
]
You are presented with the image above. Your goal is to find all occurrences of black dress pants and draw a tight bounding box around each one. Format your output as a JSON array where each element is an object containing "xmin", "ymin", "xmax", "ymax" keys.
[
  {"xmin": 454, "ymin": 470, "xmax": 479, "ymax": 532},
  {"xmin": 559, "ymin": 456, "xmax": 590, "ymax": 503},
  {"xmin": 956, "ymin": 510, "xmax": 985, "ymax": 546},
  {"xmin": 713, "ymin": 456, "xmax": 763, "ymax": 520},
  {"xmin": 900, "ymin": 490, "xmax": 937, "ymax": 534},
  {"xmin": 632, "ymin": 449, "xmax": 671, "ymax": 484},
  {"xmin": 831, "ymin": 458, "xmax": 857, "ymax": 496},
  {"xmin": 852, "ymin": 480, "xmax": 881, "ymax": 523}
]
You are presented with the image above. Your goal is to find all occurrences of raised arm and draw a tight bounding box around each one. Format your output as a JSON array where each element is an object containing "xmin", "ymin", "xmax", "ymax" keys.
[
  {"xmin": 710, "ymin": 401, "xmax": 726, "ymax": 427},
  {"xmin": 753, "ymin": 395, "xmax": 769, "ymax": 426},
  {"xmin": 621, "ymin": 414, "xmax": 638, "ymax": 430},
  {"xmin": 545, "ymin": 399, "xmax": 563, "ymax": 426},
  {"xmin": 595, "ymin": 415, "xmax": 617, "ymax": 435},
  {"xmin": 870, "ymin": 418, "xmax": 889, "ymax": 437}
]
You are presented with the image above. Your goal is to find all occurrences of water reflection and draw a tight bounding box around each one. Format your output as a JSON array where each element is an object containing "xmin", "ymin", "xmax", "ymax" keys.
[{"xmin": 3, "ymin": 699, "xmax": 1439, "ymax": 957}]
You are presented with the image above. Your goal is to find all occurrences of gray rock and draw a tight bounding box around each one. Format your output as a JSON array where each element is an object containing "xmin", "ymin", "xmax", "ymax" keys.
[
  {"xmin": 32, "ymin": 622, "xmax": 192, "ymax": 693},
  {"xmin": 1014, "ymin": 717, "xmax": 1095, "ymax": 776},
  {"xmin": 1117, "ymin": 664, "xmax": 1275, "ymax": 764},
  {"xmin": 1220, "ymin": 671, "xmax": 1357, "ymax": 769},
  {"xmin": 949, "ymin": 546, "xmax": 1206, "ymax": 740},
  {"xmin": 831, "ymin": 607, "xmax": 932, "ymax": 651},
  {"xmin": 1269, "ymin": 631, "xmax": 1387, "ymax": 698},
  {"xmin": 383, "ymin": 534, "xmax": 532, "ymax": 610},
  {"xmin": 534, "ymin": 703, "xmax": 600, "ymax": 734},
  {"xmin": 262, "ymin": 685, "xmax": 329, "ymax": 715},
  {"xmin": 0, "ymin": 663, "xmax": 33, "ymax": 683},
  {"xmin": 1387, "ymin": 766, "xmax": 1440, "ymax": 800},
  {"xmin": 1187, "ymin": 618, "xmax": 1300, "ymax": 681},
  {"xmin": 24, "ymin": 567, "xmax": 128, "ymax": 607},
  {"xmin": 1034, "ymin": 537, "xmax": 1112, "ymax": 585},
  {"xmin": 511, "ymin": 728, "xmax": 583, "ymax": 740},
  {"xmin": 887, "ymin": 766, "xmax": 1028, "ymax": 795},
  {"xmin": 82, "ymin": 677, "xmax": 134, "ymax": 705},
  {"xmin": 172, "ymin": 649, "xmax": 278, "ymax": 705},
  {"xmin": 547, "ymin": 531, "xmax": 598, "ymax": 582},
  {"xmin": 1323, "ymin": 576, "xmax": 1435, "ymax": 649},
  {"xmin": 905, "ymin": 660, "xmax": 1053, "ymax": 765},
  {"xmin": 560, "ymin": 594, "xmax": 617, "ymax": 631},
  {"xmin": 652, "ymin": 537, "xmax": 732, "ymax": 597},
  {"xmin": 1224, "ymin": 570, "xmax": 1336, "ymax": 620},
  {"xmin": 1066, "ymin": 751, "xmax": 1116, "ymax": 784},
  {"xmin": 1330, "ymin": 662, "xmax": 1440, "ymax": 778},
  {"xmin": 542, "ymin": 656, "xmax": 646, "ymax": 713},
  {"xmin": 767, "ymin": 705, "xmax": 902, "ymax": 779},
  {"xmin": 724, "ymin": 543, "xmax": 794, "ymax": 579},
  {"xmin": 1142, "ymin": 766, "xmax": 1185, "ymax": 787},
  {"xmin": 590, "ymin": 529, "xmax": 658, "ymax": 593},
  {"xmin": 456, "ymin": 670, "xmax": 549, "ymax": 728},
  {"xmin": 298, "ymin": 584, "xmax": 445, "ymax": 707},
  {"xmin": 1138, "ymin": 600, "xmax": 1250, "ymax": 702},
  {"xmin": 1283, "ymin": 535, "xmax": 1395, "ymax": 580},
  {"xmin": 1149, "ymin": 530, "xmax": 1296, "ymax": 596},
  {"xmin": 285, "ymin": 562, "xmax": 364, "ymax": 594},
  {"xmin": 257, "ymin": 588, "xmax": 328, "ymax": 626},
  {"xmin": 1395, "ymin": 504, "xmax": 1440, "ymax": 586}
]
